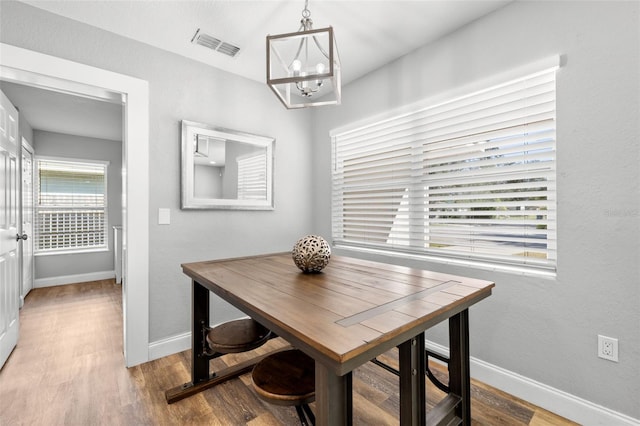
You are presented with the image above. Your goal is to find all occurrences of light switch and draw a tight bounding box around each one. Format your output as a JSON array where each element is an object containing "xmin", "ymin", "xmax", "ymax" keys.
[{"xmin": 158, "ymin": 208, "xmax": 171, "ymax": 225}]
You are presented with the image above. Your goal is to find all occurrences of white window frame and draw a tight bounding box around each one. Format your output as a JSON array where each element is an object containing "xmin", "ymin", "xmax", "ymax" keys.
[
  {"xmin": 35, "ymin": 156, "xmax": 109, "ymax": 255},
  {"xmin": 331, "ymin": 60, "xmax": 559, "ymax": 275}
]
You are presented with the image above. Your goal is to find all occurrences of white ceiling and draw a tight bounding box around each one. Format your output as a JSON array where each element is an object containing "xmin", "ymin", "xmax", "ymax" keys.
[{"xmin": 4, "ymin": 0, "xmax": 511, "ymax": 141}]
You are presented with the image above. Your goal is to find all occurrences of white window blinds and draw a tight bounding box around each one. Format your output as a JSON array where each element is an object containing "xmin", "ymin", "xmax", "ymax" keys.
[
  {"xmin": 332, "ymin": 66, "xmax": 557, "ymax": 271},
  {"xmin": 36, "ymin": 158, "xmax": 108, "ymax": 252},
  {"xmin": 237, "ymin": 152, "xmax": 268, "ymax": 200}
]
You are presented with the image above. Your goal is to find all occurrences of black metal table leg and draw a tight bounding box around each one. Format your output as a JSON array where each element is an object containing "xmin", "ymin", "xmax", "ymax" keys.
[
  {"xmin": 449, "ymin": 309, "xmax": 471, "ymax": 425},
  {"xmin": 399, "ymin": 332, "xmax": 426, "ymax": 426},
  {"xmin": 192, "ymin": 280, "xmax": 211, "ymax": 382}
]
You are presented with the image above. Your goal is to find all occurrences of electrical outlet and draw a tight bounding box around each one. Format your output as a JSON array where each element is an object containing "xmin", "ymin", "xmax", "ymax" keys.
[{"xmin": 598, "ymin": 335, "xmax": 618, "ymax": 362}]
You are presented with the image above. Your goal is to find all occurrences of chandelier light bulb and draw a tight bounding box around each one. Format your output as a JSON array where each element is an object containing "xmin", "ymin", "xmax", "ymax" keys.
[
  {"xmin": 300, "ymin": 71, "xmax": 308, "ymax": 89},
  {"xmin": 292, "ymin": 59, "xmax": 302, "ymax": 73},
  {"xmin": 315, "ymin": 62, "xmax": 325, "ymax": 74}
]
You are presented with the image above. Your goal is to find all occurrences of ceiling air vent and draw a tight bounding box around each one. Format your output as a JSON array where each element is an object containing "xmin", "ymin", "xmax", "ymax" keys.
[
  {"xmin": 191, "ymin": 29, "xmax": 240, "ymax": 58},
  {"xmin": 217, "ymin": 42, "xmax": 241, "ymax": 58}
]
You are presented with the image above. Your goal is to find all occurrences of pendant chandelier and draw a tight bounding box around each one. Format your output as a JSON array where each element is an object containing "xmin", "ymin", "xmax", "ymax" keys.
[{"xmin": 266, "ymin": 0, "xmax": 341, "ymax": 109}]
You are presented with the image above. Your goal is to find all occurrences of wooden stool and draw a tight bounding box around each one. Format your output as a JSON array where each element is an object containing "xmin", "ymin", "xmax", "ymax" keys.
[
  {"xmin": 166, "ymin": 318, "xmax": 275, "ymax": 404},
  {"xmin": 252, "ymin": 349, "xmax": 316, "ymax": 426},
  {"xmin": 205, "ymin": 318, "xmax": 271, "ymax": 354}
]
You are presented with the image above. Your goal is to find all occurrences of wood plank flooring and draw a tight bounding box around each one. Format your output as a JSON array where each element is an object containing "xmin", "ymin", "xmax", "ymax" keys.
[{"xmin": 0, "ymin": 280, "xmax": 578, "ymax": 426}]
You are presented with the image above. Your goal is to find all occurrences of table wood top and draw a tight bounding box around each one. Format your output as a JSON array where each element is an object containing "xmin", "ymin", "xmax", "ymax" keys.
[{"xmin": 182, "ymin": 253, "xmax": 494, "ymax": 375}]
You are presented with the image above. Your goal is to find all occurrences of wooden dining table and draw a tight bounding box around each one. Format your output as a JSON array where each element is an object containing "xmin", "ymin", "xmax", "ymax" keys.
[{"xmin": 166, "ymin": 252, "xmax": 494, "ymax": 425}]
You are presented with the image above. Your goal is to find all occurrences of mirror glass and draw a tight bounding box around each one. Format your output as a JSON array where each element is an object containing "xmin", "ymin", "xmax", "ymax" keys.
[{"xmin": 181, "ymin": 121, "xmax": 274, "ymax": 209}]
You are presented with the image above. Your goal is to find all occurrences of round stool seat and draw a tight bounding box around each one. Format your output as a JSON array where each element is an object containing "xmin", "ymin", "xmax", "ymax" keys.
[
  {"xmin": 206, "ymin": 318, "xmax": 271, "ymax": 354},
  {"xmin": 252, "ymin": 349, "xmax": 315, "ymax": 406}
]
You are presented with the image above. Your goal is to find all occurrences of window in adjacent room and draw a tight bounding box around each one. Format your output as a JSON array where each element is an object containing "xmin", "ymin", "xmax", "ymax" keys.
[
  {"xmin": 331, "ymin": 64, "xmax": 558, "ymax": 273},
  {"xmin": 35, "ymin": 157, "xmax": 109, "ymax": 254}
]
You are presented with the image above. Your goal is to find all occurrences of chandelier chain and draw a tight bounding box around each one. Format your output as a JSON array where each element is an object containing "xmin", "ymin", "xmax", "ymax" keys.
[{"xmin": 302, "ymin": 0, "xmax": 310, "ymax": 18}]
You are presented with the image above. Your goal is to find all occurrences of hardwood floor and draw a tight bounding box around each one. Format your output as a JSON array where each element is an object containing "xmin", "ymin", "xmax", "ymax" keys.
[{"xmin": 0, "ymin": 280, "xmax": 577, "ymax": 426}]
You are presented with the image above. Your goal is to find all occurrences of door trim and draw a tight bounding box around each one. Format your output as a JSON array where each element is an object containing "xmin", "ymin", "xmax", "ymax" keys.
[
  {"xmin": 19, "ymin": 137, "xmax": 34, "ymax": 306},
  {"xmin": 0, "ymin": 43, "xmax": 150, "ymax": 367}
]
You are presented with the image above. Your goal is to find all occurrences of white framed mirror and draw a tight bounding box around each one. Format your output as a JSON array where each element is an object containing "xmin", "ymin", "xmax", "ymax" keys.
[{"xmin": 181, "ymin": 120, "xmax": 274, "ymax": 210}]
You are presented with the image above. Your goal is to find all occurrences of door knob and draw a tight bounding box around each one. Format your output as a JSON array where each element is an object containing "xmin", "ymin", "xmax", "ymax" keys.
[{"xmin": 16, "ymin": 233, "xmax": 28, "ymax": 241}]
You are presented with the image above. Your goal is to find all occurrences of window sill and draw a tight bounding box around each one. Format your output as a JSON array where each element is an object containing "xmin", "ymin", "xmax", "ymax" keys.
[
  {"xmin": 35, "ymin": 247, "xmax": 109, "ymax": 257},
  {"xmin": 334, "ymin": 244, "xmax": 557, "ymax": 280}
]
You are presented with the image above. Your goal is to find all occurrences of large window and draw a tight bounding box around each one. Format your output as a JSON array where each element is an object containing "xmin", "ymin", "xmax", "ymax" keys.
[
  {"xmin": 332, "ymin": 66, "xmax": 557, "ymax": 272},
  {"xmin": 35, "ymin": 157, "xmax": 108, "ymax": 253}
]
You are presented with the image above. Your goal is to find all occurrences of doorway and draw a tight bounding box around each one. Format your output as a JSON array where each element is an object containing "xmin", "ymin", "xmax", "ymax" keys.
[{"xmin": 0, "ymin": 43, "xmax": 150, "ymax": 367}]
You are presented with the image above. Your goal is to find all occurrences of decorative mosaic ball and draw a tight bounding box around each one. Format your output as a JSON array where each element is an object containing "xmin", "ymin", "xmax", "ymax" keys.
[{"xmin": 292, "ymin": 235, "xmax": 331, "ymax": 273}]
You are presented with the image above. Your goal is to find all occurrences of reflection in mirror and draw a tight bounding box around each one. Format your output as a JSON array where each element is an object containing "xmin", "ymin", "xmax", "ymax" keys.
[{"xmin": 181, "ymin": 121, "xmax": 274, "ymax": 209}]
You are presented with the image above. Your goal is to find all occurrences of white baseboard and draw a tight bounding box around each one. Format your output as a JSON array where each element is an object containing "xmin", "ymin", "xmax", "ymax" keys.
[
  {"xmin": 148, "ymin": 332, "xmax": 191, "ymax": 361},
  {"xmin": 147, "ymin": 317, "xmax": 253, "ymax": 362},
  {"xmin": 426, "ymin": 341, "xmax": 640, "ymax": 426},
  {"xmin": 34, "ymin": 270, "xmax": 116, "ymax": 288}
]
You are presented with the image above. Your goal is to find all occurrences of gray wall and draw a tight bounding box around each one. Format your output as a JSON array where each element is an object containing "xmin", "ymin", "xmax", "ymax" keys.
[
  {"xmin": 0, "ymin": 1, "xmax": 314, "ymax": 341},
  {"xmin": 193, "ymin": 164, "xmax": 223, "ymax": 199},
  {"xmin": 32, "ymin": 130, "xmax": 122, "ymax": 281},
  {"xmin": 312, "ymin": 0, "xmax": 639, "ymax": 419}
]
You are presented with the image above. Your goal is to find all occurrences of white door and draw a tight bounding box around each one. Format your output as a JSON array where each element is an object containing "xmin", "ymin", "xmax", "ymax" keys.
[
  {"xmin": 0, "ymin": 90, "xmax": 20, "ymax": 369},
  {"xmin": 20, "ymin": 139, "xmax": 34, "ymax": 304}
]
